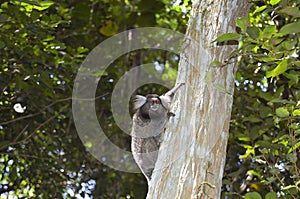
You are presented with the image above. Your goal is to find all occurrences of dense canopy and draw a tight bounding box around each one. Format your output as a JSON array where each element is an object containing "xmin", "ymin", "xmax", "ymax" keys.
[{"xmin": 0, "ymin": 0, "xmax": 299, "ymax": 198}]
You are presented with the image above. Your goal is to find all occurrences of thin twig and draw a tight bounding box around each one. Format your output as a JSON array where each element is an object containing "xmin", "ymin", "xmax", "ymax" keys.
[
  {"xmin": 24, "ymin": 110, "xmax": 62, "ymax": 143},
  {"xmin": 0, "ymin": 93, "xmax": 109, "ymax": 126},
  {"xmin": 0, "ymin": 152, "xmax": 53, "ymax": 161},
  {"xmin": 0, "ymin": 106, "xmax": 65, "ymax": 151},
  {"xmin": 14, "ymin": 123, "xmax": 29, "ymax": 142}
]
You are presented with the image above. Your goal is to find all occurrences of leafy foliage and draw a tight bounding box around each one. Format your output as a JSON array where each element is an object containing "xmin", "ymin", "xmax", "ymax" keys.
[
  {"xmin": 1, "ymin": 0, "xmax": 299, "ymax": 198},
  {"xmin": 221, "ymin": 0, "xmax": 300, "ymax": 198},
  {"xmin": 0, "ymin": 0, "xmax": 190, "ymax": 198}
]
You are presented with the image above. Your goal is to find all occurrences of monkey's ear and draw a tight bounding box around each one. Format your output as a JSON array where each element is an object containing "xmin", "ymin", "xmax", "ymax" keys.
[
  {"xmin": 133, "ymin": 95, "xmax": 147, "ymax": 109},
  {"xmin": 159, "ymin": 96, "xmax": 171, "ymax": 110},
  {"xmin": 160, "ymin": 83, "xmax": 185, "ymax": 110}
]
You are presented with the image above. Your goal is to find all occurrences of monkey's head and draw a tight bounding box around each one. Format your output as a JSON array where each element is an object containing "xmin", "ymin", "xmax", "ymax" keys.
[
  {"xmin": 133, "ymin": 94, "xmax": 170, "ymax": 120},
  {"xmin": 133, "ymin": 83, "xmax": 185, "ymax": 121}
]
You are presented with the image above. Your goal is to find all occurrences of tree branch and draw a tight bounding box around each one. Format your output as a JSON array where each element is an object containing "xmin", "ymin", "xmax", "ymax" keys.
[
  {"xmin": 0, "ymin": 107, "xmax": 64, "ymax": 151},
  {"xmin": 0, "ymin": 93, "xmax": 109, "ymax": 126}
]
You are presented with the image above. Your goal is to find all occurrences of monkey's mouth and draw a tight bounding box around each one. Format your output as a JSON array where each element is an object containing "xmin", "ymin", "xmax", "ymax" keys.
[{"xmin": 150, "ymin": 104, "xmax": 159, "ymax": 111}]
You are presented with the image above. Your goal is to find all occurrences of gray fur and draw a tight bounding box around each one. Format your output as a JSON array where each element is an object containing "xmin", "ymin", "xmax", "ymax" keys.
[{"xmin": 131, "ymin": 83, "xmax": 184, "ymax": 182}]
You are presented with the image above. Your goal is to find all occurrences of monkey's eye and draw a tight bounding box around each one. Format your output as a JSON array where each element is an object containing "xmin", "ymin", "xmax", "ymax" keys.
[{"xmin": 149, "ymin": 97, "xmax": 160, "ymax": 104}]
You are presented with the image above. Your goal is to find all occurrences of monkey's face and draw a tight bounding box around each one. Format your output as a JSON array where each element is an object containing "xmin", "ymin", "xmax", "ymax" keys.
[
  {"xmin": 148, "ymin": 96, "xmax": 160, "ymax": 111},
  {"xmin": 137, "ymin": 94, "xmax": 168, "ymax": 120}
]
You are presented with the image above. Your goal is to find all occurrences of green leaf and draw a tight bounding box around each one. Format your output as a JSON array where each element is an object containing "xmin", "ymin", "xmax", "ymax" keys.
[
  {"xmin": 269, "ymin": 37, "xmax": 284, "ymax": 46},
  {"xmin": 266, "ymin": 59, "xmax": 288, "ymax": 78},
  {"xmin": 21, "ymin": 1, "xmax": 54, "ymax": 11},
  {"xmin": 293, "ymin": 109, "xmax": 300, "ymax": 116},
  {"xmin": 247, "ymin": 170, "xmax": 262, "ymax": 178},
  {"xmin": 210, "ymin": 60, "xmax": 222, "ymax": 67},
  {"xmin": 262, "ymin": 25, "xmax": 276, "ymax": 39},
  {"xmin": 213, "ymin": 84, "xmax": 232, "ymax": 95},
  {"xmin": 287, "ymin": 153, "xmax": 297, "ymax": 162},
  {"xmin": 279, "ymin": 22, "xmax": 300, "ymax": 35},
  {"xmin": 270, "ymin": 167, "xmax": 280, "ymax": 175},
  {"xmin": 0, "ymin": 41, "xmax": 5, "ymax": 49},
  {"xmin": 239, "ymin": 147, "xmax": 254, "ymax": 159},
  {"xmin": 245, "ymin": 192, "xmax": 262, "ymax": 199},
  {"xmin": 269, "ymin": 98, "xmax": 295, "ymax": 105},
  {"xmin": 282, "ymin": 39, "xmax": 297, "ymax": 50},
  {"xmin": 265, "ymin": 192, "xmax": 278, "ymax": 199},
  {"xmin": 288, "ymin": 141, "xmax": 300, "ymax": 154},
  {"xmin": 213, "ymin": 33, "xmax": 240, "ymax": 42},
  {"xmin": 38, "ymin": 1, "xmax": 55, "ymax": 10},
  {"xmin": 253, "ymin": 5, "xmax": 267, "ymax": 14},
  {"xmin": 294, "ymin": 61, "xmax": 300, "ymax": 67},
  {"xmin": 282, "ymin": 185, "xmax": 298, "ymax": 191},
  {"xmin": 238, "ymin": 137, "xmax": 250, "ymax": 141},
  {"xmin": 275, "ymin": 107, "xmax": 289, "ymax": 117},
  {"xmin": 279, "ymin": 6, "xmax": 300, "ymax": 17},
  {"xmin": 254, "ymin": 55, "xmax": 274, "ymax": 62},
  {"xmin": 284, "ymin": 70, "xmax": 299, "ymax": 87},
  {"xmin": 259, "ymin": 92, "xmax": 273, "ymax": 101},
  {"xmin": 291, "ymin": 122, "xmax": 299, "ymax": 130},
  {"xmin": 247, "ymin": 26, "xmax": 260, "ymax": 39},
  {"xmin": 205, "ymin": 72, "xmax": 212, "ymax": 83},
  {"xmin": 243, "ymin": 115, "xmax": 262, "ymax": 123},
  {"xmin": 84, "ymin": 142, "xmax": 93, "ymax": 148},
  {"xmin": 236, "ymin": 16, "xmax": 250, "ymax": 32},
  {"xmin": 269, "ymin": 0, "xmax": 280, "ymax": 6},
  {"xmin": 99, "ymin": 20, "xmax": 119, "ymax": 36}
]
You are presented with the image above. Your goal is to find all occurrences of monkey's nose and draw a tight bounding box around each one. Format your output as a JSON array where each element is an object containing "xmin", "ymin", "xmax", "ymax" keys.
[
  {"xmin": 150, "ymin": 97, "xmax": 160, "ymax": 104},
  {"xmin": 150, "ymin": 97, "xmax": 160, "ymax": 111}
]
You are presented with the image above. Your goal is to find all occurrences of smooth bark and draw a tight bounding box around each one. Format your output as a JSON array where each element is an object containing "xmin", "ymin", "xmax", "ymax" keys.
[{"xmin": 147, "ymin": 0, "xmax": 250, "ymax": 198}]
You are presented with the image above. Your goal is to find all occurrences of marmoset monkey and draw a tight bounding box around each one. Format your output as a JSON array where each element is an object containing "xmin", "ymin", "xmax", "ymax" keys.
[{"xmin": 131, "ymin": 83, "xmax": 184, "ymax": 182}]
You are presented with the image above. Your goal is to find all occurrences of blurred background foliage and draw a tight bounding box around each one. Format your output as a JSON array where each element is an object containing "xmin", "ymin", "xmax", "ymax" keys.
[
  {"xmin": 0, "ymin": 0, "xmax": 299, "ymax": 198},
  {"xmin": 221, "ymin": 0, "xmax": 300, "ymax": 198},
  {"xmin": 0, "ymin": 0, "xmax": 190, "ymax": 198}
]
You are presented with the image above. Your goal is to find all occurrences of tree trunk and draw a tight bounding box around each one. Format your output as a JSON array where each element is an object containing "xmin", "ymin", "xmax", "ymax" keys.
[{"xmin": 147, "ymin": 0, "xmax": 250, "ymax": 198}]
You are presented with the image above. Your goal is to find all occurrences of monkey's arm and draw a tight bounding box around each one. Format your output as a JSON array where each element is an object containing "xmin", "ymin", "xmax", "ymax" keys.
[
  {"xmin": 164, "ymin": 83, "xmax": 185, "ymax": 98},
  {"xmin": 160, "ymin": 83, "xmax": 185, "ymax": 111}
]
